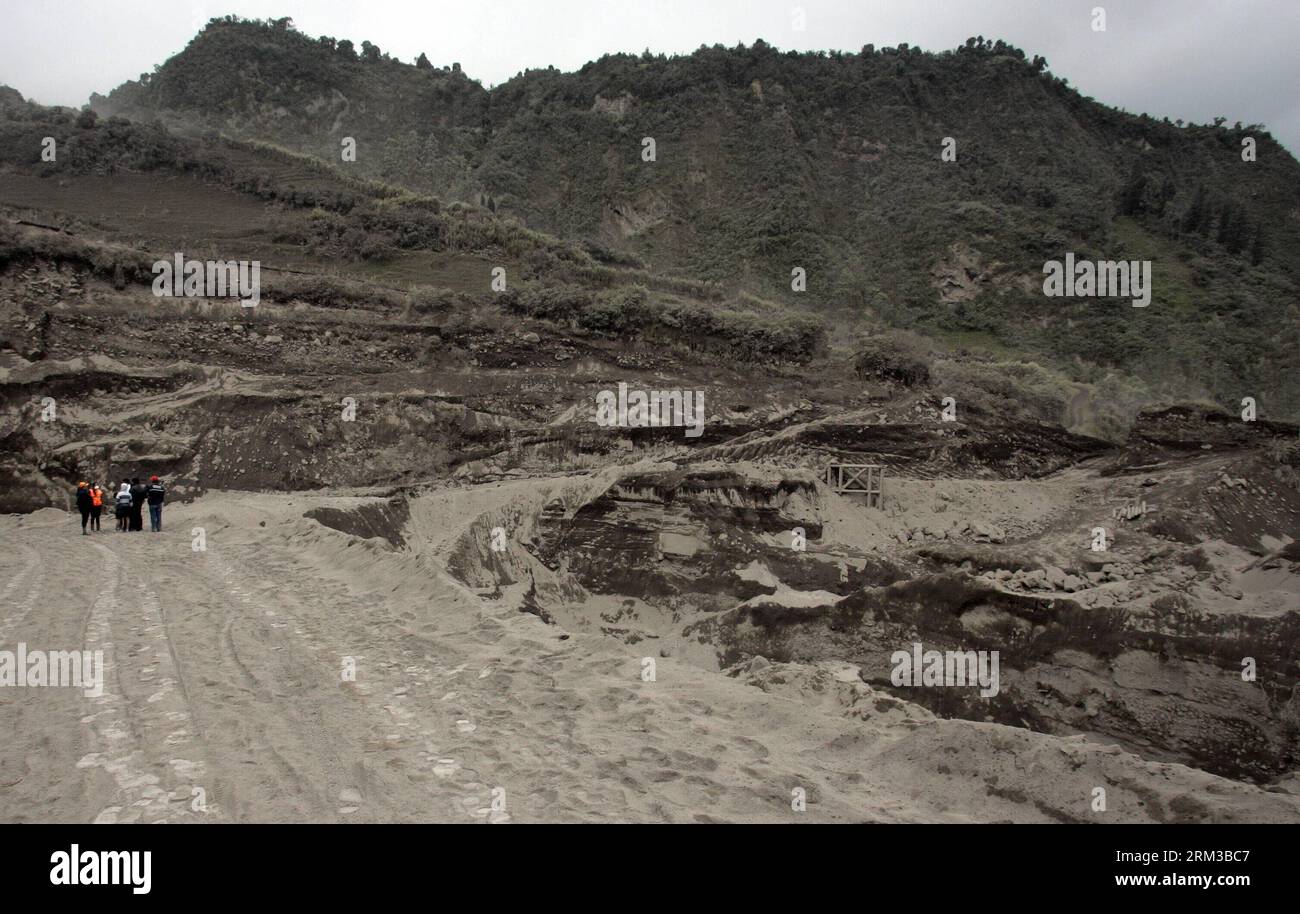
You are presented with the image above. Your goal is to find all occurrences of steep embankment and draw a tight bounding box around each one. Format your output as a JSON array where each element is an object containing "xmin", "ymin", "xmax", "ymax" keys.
[
  {"xmin": 276, "ymin": 449, "xmax": 1300, "ymax": 819},
  {"xmin": 399, "ymin": 434, "xmax": 1300, "ymax": 788}
]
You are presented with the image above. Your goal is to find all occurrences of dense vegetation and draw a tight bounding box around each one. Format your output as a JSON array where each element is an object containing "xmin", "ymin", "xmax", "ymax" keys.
[
  {"xmin": 0, "ymin": 93, "xmax": 824, "ymax": 363},
  {"xmin": 25, "ymin": 16, "xmax": 1300, "ymax": 416}
]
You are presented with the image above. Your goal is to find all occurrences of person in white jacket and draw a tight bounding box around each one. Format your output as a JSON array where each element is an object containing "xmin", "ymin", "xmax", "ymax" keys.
[{"xmin": 114, "ymin": 482, "xmax": 133, "ymax": 532}]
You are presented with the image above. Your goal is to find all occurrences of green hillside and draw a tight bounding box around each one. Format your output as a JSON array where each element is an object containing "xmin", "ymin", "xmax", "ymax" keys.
[{"xmin": 64, "ymin": 16, "xmax": 1300, "ymax": 419}]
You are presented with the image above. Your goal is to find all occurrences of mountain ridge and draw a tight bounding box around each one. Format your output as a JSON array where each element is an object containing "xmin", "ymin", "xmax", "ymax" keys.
[{"xmin": 12, "ymin": 14, "xmax": 1300, "ymax": 421}]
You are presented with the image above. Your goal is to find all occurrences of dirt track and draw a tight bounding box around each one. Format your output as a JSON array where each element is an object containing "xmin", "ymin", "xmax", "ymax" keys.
[{"xmin": 2, "ymin": 493, "xmax": 1297, "ymax": 824}]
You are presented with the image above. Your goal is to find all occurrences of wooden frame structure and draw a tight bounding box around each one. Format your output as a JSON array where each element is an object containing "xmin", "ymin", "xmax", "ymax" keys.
[{"xmin": 825, "ymin": 463, "xmax": 884, "ymax": 508}]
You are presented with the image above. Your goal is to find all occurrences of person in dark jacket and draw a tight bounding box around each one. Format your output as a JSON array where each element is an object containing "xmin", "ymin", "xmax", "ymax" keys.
[
  {"xmin": 115, "ymin": 481, "xmax": 133, "ymax": 532},
  {"xmin": 145, "ymin": 475, "xmax": 165, "ymax": 532},
  {"xmin": 75, "ymin": 481, "xmax": 92, "ymax": 535},
  {"xmin": 129, "ymin": 477, "xmax": 146, "ymax": 531}
]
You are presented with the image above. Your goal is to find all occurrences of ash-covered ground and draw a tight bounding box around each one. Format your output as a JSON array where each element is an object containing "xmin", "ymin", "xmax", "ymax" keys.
[{"xmin": 2, "ymin": 239, "xmax": 1297, "ymax": 822}]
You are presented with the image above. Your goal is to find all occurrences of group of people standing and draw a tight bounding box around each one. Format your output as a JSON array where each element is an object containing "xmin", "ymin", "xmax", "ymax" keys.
[{"xmin": 75, "ymin": 476, "xmax": 165, "ymax": 534}]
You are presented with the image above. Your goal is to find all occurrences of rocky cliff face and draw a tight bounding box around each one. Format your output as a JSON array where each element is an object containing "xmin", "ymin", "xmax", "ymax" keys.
[
  {"xmin": 526, "ymin": 465, "xmax": 902, "ymax": 606},
  {"xmin": 1127, "ymin": 405, "xmax": 1300, "ymax": 453}
]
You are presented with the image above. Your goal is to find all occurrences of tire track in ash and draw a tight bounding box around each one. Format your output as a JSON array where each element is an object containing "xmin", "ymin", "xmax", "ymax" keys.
[
  {"xmin": 131, "ymin": 581, "xmax": 218, "ymax": 817},
  {"xmin": 0, "ymin": 541, "xmax": 41, "ymax": 601},
  {"xmin": 0, "ymin": 542, "xmax": 49, "ymax": 644},
  {"xmin": 168, "ymin": 546, "xmax": 332, "ymax": 820},
  {"xmin": 201, "ymin": 541, "xmax": 491, "ymax": 821},
  {"xmin": 76, "ymin": 541, "xmax": 211, "ymax": 823},
  {"xmin": 0, "ymin": 526, "xmax": 149, "ymax": 822},
  {"xmin": 0, "ymin": 539, "xmax": 63, "ymax": 817},
  {"xmin": 144, "ymin": 543, "xmax": 431, "ymax": 821}
]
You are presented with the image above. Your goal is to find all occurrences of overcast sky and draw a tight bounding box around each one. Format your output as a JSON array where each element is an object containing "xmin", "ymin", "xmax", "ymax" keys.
[{"xmin": 2, "ymin": 0, "xmax": 1297, "ymax": 154}]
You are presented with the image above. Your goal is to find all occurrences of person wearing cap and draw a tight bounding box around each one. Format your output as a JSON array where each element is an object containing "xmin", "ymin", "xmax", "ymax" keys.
[
  {"xmin": 89, "ymin": 482, "xmax": 104, "ymax": 531},
  {"xmin": 145, "ymin": 475, "xmax": 166, "ymax": 532},
  {"xmin": 75, "ymin": 481, "xmax": 92, "ymax": 535}
]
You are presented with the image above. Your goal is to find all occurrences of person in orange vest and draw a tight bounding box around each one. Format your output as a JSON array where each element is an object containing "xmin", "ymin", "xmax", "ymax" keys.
[
  {"xmin": 75, "ymin": 481, "xmax": 92, "ymax": 535},
  {"xmin": 89, "ymin": 482, "xmax": 105, "ymax": 532}
]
